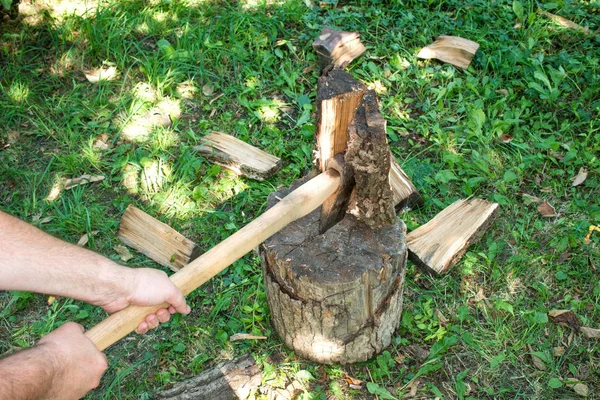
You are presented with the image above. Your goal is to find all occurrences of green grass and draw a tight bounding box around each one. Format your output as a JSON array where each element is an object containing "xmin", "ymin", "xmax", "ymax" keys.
[{"xmin": 1, "ymin": 0, "xmax": 599, "ymax": 398}]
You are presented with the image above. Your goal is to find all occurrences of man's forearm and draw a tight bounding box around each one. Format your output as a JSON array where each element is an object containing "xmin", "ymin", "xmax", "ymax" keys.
[
  {"xmin": 0, "ymin": 211, "xmax": 133, "ymax": 305},
  {"xmin": 0, "ymin": 347, "xmax": 55, "ymax": 400}
]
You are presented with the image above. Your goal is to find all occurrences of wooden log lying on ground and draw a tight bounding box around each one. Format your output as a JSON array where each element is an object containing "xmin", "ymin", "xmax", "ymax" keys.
[
  {"xmin": 312, "ymin": 27, "xmax": 366, "ymax": 73},
  {"xmin": 261, "ymin": 179, "xmax": 407, "ymax": 364},
  {"xmin": 417, "ymin": 35, "xmax": 480, "ymax": 69},
  {"xmin": 407, "ymin": 198, "xmax": 499, "ymax": 276},
  {"xmin": 154, "ymin": 355, "xmax": 261, "ymax": 400},
  {"xmin": 346, "ymin": 90, "xmax": 396, "ymax": 229},
  {"xmin": 118, "ymin": 205, "xmax": 200, "ymax": 272},
  {"xmin": 195, "ymin": 131, "xmax": 282, "ymax": 180},
  {"xmin": 389, "ymin": 157, "xmax": 423, "ymax": 211}
]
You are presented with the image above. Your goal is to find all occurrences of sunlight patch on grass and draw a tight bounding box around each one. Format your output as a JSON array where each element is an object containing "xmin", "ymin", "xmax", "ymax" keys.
[{"xmin": 6, "ymin": 81, "xmax": 30, "ymax": 104}]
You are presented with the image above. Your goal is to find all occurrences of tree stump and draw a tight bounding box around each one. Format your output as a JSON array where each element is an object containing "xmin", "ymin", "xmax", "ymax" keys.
[{"xmin": 260, "ymin": 181, "xmax": 407, "ymax": 364}]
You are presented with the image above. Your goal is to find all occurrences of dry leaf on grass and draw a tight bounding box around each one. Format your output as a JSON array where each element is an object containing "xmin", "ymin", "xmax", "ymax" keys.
[
  {"xmin": 553, "ymin": 346, "xmax": 565, "ymax": 357},
  {"xmin": 64, "ymin": 174, "xmax": 105, "ymax": 190},
  {"xmin": 344, "ymin": 374, "xmax": 363, "ymax": 389},
  {"xmin": 539, "ymin": 10, "xmax": 592, "ymax": 35},
  {"xmin": 496, "ymin": 89, "xmax": 509, "ymax": 97},
  {"xmin": 584, "ymin": 225, "xmax": 599, "ymax": 244},
  {"xmin": 229, "ymin": 333, "xmax": 267, "ymax": 341},
  {"xmin": 405, "ymin": 378, "xmax": 421, "ymax": 398},
  {"xmin": 572, "ymin": 167, "xmax": 588, "ymax": 187},
  {"xmin": 537, "ymin": 201, "xmax": 557, "ymax": 217},
  {"xmin": 499, "ymin": 133, "xmax": 513, "ymax": 143},
  {"xmin": 527, "ymin": 344, "xmax": 547, "ymax": 371},
  {"xmin": 47, "ymin": 295, "xmax": 57, "ymax": 306},
  {"xmin": 114, "ymin": 245, "xmax": 133, "ymax": 262},
  {"xmin": 85, "ymin": 66, "xmax": 118, "ymax": 83},
  {"xmin": 548, "ymin": 309, "xmax": 582, "ymax": 330},
  {"xmin": 77, "ymin": 231, "xmax": 99, "ymax": 247},
  {"xmin": 93, "ymin": 139, "xmax": 110, "ymax": 151},
  {"xmin": 565, "ymin": 378, "xmax": 589, "ymax": 397},
  {"xmin": 580, "ymin": 326, "xmax": 600, "ymax": 339},
  {"xmin": 520, "ymin": 193, "xmax": 542, "ymax": 204},
  {"xmin": 404, "ymin": 344, "xmax": 430, "ymax": 362}
]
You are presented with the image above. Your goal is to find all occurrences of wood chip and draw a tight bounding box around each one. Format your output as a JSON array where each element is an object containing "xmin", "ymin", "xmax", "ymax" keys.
[
  {"xmin": 580, "ymin": 326, "xmax": 600, "ymax": 339},
  {"xmin": 114, "ymin": 245, "xmax": 133, "ymax": 262},
  {"xmin": 417, "ymin": 35, "xmax": 480, "ymax": 69},
  {"xmin": 229, "ymin": 333, "xmax": 267, "ymax": 341},
  {"xmin": 195, "ymin": 131, "xmax": 282, "ymax": 180},
  {"xmin": 539, "ymin": 10, "xmax": 592, "ymax": 35},
  {"xmin": 64, "ymin": 174, "xmax": 105, "ymax": 190}
]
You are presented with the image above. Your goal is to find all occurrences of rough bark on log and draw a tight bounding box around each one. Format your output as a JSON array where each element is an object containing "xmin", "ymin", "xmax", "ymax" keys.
[
  {"xmin": 195, "ymin": 131, "xmax": 282, "ymax": 180},
  {"xmin": 260, "ymin": 180, "xmax": 407, "ymax": 364},
  {"xmin": 407, "ymin": 198, "xmax": 499, "ymax": 276},
  {"xmin": 312, "ymin": 27, "xmax": 366, "ymax": 73},
  {"xmin": 389, "ymin": 157, "xmax": 423, "ymax": 211},
  {"xmin": 346, "ymin": 90, "xmax": 396, "ymax": 229},
  {"xmin": 118, "ymin": 205, "xmax": 200, "ymax": 272},
  {"xmin": 154, "ymin": 355, "xmax": 261, "ymax": 400}
]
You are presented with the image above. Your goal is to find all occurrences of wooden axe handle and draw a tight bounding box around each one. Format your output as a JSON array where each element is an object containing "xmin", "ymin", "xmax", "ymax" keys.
[{"xmin": 86, "ymin": 170, "xmax": 341, "ymax": 351}]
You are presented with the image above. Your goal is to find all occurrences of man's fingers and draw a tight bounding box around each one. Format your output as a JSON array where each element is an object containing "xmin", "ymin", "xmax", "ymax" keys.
[
  {"xmin": 168, "ymin": 306, "xmax": 176, "ymax": 314},
  {"xmin": 167, "ymin": 287, "xmax": 190, "ymax": 315},
  {"xmin": 157, "ymin": 309, "xmax": 170, "ymax": 323},
  {"xmin": 146, "ymin": 314, "xmax": 159, "ymax": 330},
  {"xmin": 136, "ymin": 322, "xmax": 149, "ymax": 334}
]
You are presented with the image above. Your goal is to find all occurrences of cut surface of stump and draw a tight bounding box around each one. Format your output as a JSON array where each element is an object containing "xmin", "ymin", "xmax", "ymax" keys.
[
  {"xmin": 195, "ymin": 131, "xmax": 282, "ymax": 180},
  {"xmin": 118, "ymin": 205, "xmax": 200, "ymax": 272},
  {"xmin": 389, "ymin": 157, "xmax": 423, "ymax": 211},
  {"xmin": 407, "ymin": 198, "xmax": 499, "ymax": 275},
  {"xmin": 260, "ymin": 181, "xmax": 407, "ymax": 364},
  {"xmin": 154, "ymin": 355, "xmax": 261, "ymax": 400}
]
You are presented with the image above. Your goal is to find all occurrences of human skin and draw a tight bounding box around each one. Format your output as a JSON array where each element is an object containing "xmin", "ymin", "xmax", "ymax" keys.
[{"xmin": 0, "ymin": 210, "xmax": 191, "ymax": 399}]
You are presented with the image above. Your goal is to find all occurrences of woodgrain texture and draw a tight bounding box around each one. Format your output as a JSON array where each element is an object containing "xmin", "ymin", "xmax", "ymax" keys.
[
  {"xmin": 417, "ymin": 35, "xmax": 480, "ymax": 69},
  {"xmin": 389, "ymin": 157, "xmax": 423, "ymax": 211},
  {"xmin": 312, "ymin": 27, "xmax": 366, "ymax": 72},
  {"xmin": 154, "ymin": 355, "xmax": 261, "ymax": 400},
  {"xmin": 407, "ymin": 198, "xmax": 499, "ymax": 275},
  {"xmin": 86, "ymin": 170, "xmax": 341, "ymax": 351},
  {"xmin": 118, "ymin": 205, "xmax": 199, "ymax": 272},
  {"xmin": 195, "ymin": 131, "xmax": 282, "ymax": 180},
  {"xmin": 261, "ymin": 180, "xmax": 407, "ymax": 364}
]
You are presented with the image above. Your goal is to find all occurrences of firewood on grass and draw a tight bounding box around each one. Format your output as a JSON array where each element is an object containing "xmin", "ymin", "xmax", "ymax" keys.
[
  {"xmin": 417, "ymin": 35, "xmax": 480, "ymax": 69},
  {"xmin": 407, "ymin": 198, "xmax": 499, "ymax": 275}
]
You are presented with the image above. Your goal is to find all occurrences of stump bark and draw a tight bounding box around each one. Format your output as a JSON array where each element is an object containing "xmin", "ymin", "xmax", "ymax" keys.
[{"xmin": 260, "ymin": 181, "xmax": 407, "ymax": 364}]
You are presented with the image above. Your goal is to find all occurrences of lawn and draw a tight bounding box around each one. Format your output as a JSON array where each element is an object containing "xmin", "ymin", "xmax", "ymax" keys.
[{"xmin": 1, "ymin": 0, "xmax": 599, "ymax": 398}]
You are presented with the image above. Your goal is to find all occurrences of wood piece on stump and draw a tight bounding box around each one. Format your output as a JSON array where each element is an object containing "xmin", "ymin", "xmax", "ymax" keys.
[
  {"xmin": 315, "ymin": 69, "xmax": 365, "ymax": 172},
  {"xmin": 407, "ymin": 198, "xmax": 499, "ymax": 276},
  {"xmin": 154, "ymin": 355, "xmax": 261, "ymax": 400},
  {"xmin": 117, "ymin": 205, "xmax": 200, "ymax": 272},
  {"xmin": 312, "ymin": 27, "xmax": 366, "ymax": 73},
  {"xmin": 389, "ymin": 157, "xmax": 423, "ymax": 211},
  {"xmin": 345, "ymin": 90, "xmax": 396, "ymax": 229},
  {"xmin": 416, "ymin": 35, "xmax": 480, "ymax": 69},
  {"xmin": 260, "ymin": 180, "xmax": 407, "ymax": 364},
  {"xmin": 194, "ymin": 131, "xmax": 282, "ymax": 180},
  {"xmin": 314, "ymin": 68, "xmax": 365, "ymax": 232}
]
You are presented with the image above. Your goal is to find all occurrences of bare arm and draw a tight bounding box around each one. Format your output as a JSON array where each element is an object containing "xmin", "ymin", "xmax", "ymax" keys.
[
  {"xmin": 0, "ymin": 210, "xmax": 190, "ymax": 333},
  {"xmin": 0, "ymin": 323, "xmax": 107, "ymax": 400}
]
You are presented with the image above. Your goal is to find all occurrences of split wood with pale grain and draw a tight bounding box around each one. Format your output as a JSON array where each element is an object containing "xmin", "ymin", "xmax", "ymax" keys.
[
  {"xmin": 117, "ymin": 205, "xmax": 199, "ymax": 272},
  {"xmin": 538, "ymin": 10, "xmax": 593, "ymax": 35},
  {"xmin": 312, "ymin": 27, "xmax": 366, "ymax": 73},
  {"xmin": 195, "ymin": 131, "xmax": 282, "ymax": 180},
  {"xmin": 86, "ymin": 170, "xmax": 341, "ymax": 351},
  {"xmin": 417, "ymin": 35, "xmax": 480, "ymax": 69},
  {"xmin": 154, "ymin": 355, "xmax": 261, "ymax": 400},
  {"xmin": 407, "ymin": 198, "xmax": 499, "ymax": 275},
  {"xmin": 389, "ymin": 157, "xmax": 423, "ymax": 211}
]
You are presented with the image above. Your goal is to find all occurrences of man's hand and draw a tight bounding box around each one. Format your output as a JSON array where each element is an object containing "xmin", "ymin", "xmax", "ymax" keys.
[
  {"xmin": 0, "ymin": 322, "xmax": 107, "ymax": 400},
  {"xmin": 94, "ymin": 268, "xmax": 191, "ymax": 334}
]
